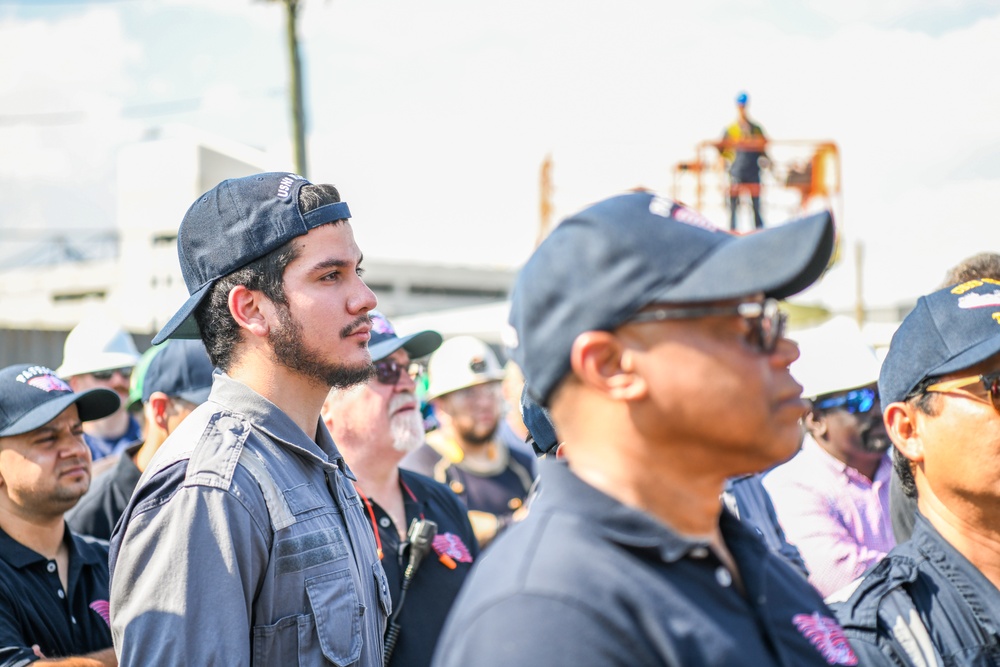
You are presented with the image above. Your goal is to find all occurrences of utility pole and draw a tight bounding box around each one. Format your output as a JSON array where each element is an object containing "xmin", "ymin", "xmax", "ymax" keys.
[
  {"xmin": 537, "ymin": 154, "xmax": 554, "ymax": 247},
  {"xmin": 277, "ymin": 0, "xmax": 308, "ymax": 177}
]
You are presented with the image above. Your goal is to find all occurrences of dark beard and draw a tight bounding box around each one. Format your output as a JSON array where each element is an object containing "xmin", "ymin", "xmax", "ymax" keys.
[
  {"xmin": 858, "ymin": 417, "xmax": 892, "ymax": 455},
  {"xmin": 269, "ymin": 305, "xmax": 374, "ymax": 389},
  {"xmin": 459, "ymin": 421, "xmax": 499, "ymax": 446}
]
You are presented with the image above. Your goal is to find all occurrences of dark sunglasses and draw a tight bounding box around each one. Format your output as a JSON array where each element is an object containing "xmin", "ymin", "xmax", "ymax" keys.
[
  {"xmin": 373, "ymin": 358, "xmax": 424, "ymax": 386},
  {"xmin": 923, "ymin": 370, "xmax": 1000, "ymax": 415},
  {"xmin": 813, "ymin": 387, "xmax": 877, "ymax": 415},
  {"xmin": 627, "ymin": 298, "xmax": 786, "ymax": 354},
  {"xmin": 91, "ymin": 367, "xmax": 132, "ymax": 381}
]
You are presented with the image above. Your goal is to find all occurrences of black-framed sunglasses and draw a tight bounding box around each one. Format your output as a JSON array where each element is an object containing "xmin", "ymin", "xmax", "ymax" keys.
[
  {"xmin": 812, "ymin": 387, "xmax": 878, "ymax": 415},
  {"xmin": 373, "ymin": 358, "xmax": 424, "ymax": 386},
  {"xmin": 91, "ymin": 367, "xmax": 132, "ymax": 381},
  {"xmin": 627, "ymin": 298, "xmax": 786, "ymax": 354},
  {"xmin": 922, "ymin": 370, "xmax": 1000, "ymax": 415}
]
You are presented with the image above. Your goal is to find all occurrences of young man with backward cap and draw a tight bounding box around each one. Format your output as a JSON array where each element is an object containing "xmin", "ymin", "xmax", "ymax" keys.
[
  {"xmin": 109, "ymin": 173, "xmax": 389, "ymax": 666},
  {"xmin": 830, "ymin": 279, "xmax": 1000, "ymax": 665},
  {"xmin": 0, "ymin": 364, "xmax": 120, "ymax": 666},
  {"xmin": 433, "ymin": 192, "xmax": 860, "ymax": 666}
]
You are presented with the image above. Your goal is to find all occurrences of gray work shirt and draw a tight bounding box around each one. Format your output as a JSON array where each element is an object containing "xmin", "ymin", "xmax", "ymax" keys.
[{"xmin": 109, "ymin": 373, "xmax": 390, "ymax": 666}]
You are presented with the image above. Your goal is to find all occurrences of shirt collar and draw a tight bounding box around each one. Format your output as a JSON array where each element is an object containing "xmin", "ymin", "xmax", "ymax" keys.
[
  {"xmin": 207, "ymin": 373, "xmax": 350, "ymax": 476},
  {"xmin": 532, "ymin": 458, "xmax": 717, "ymax": 562},
  {"xmin": 0, "ymin": 523, "xmax": 104, "ymax": 569}
]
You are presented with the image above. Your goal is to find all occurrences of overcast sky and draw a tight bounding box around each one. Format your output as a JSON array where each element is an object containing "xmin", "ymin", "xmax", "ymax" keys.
[{"xmin": 1, "ymin": 0, "xmax": 998, "ymax": 314}]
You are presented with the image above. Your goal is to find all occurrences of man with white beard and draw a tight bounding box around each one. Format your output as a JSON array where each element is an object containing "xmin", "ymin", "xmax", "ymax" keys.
[{"xmin": 322, "ymin": 312, "xmax": 479, "ymax": 667}]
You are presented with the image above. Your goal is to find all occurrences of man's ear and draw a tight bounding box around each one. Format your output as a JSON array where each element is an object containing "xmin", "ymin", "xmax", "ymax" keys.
[
  {"xmin": 569, "ymin": 331, "xmax": 646, "ymax": 401},
  {"xmin": 803, "ymin": 410, "xmax": 826, "ymax": 438},
  {"xmin": 229, "ymin": 285, "xmax": 270, "ymax": 339},
  {"xmin": 884, "ymin": 402, "xmax": 923, "ymax": 464},
  {"xmin": 147, "ymin": 392, "xmax": 172, "ymax": 431}
]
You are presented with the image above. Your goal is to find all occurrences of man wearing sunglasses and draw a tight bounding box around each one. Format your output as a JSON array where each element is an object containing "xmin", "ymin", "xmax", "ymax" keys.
[
  {"xmin": 831, "ymin": 279, "xmax": 1000, "ymax": 665},
  {"xmin": 322, "ymin": 312, "xmax": 478, "ymax": 667},
  {"xmin": 434, "ymin": 192, "xmax": 859, "ymax": 666},
  {"xmin": 56, "ymin": 317, "xmax": 142, "ymax": 463},
  {"xmin": 763, "ymin": 316, "xmax": 894, "ymax": 598}
]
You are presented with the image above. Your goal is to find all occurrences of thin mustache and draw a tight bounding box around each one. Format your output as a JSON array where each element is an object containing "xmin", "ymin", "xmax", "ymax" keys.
[{"xmin": 340, "ymin": 314, "xmax": 372, "ymax": 339}]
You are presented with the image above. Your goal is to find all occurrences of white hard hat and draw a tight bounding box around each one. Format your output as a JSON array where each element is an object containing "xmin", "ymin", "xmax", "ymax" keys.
[
  {"xmin": 426, "ymin": 336, "xmax": 505, "ymax": 400},
  {"xmin": 56, "ymin": 317, "xmax": 141, "ymax": 378},
  {"xmin": 789, "ymin": 316, "xmax": 881, "ymax": 399}
]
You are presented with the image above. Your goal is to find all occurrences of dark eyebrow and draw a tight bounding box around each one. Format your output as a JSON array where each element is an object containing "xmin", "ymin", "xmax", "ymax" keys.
[{"xmin": 312, "ymin": 252, "xmax": 363, "ymax": 273}]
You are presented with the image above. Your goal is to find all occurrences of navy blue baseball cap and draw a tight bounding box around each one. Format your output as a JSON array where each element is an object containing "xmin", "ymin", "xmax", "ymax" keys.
[
  {"xmin": 153, "ymin": 172, "xmax": 352, "ymax": 345},
  {"xmin": 879, "ymin": 280, "xmax": 1000, "ymax": 405},
  {"xmin": 367, "ymin": 311, "xmax": 443, "ymax": 362},
  {"xmin": 140, "ymin": 339, "xmax": 215, "ymax": 405},
  {"xmin": 0, "ymin": 364, "xmax": 120, "ymax": 437},
  {"xmin": 519, "ymin": 385, "xmax": 559, "ymax": 457},
  {"xmin": 507, "ymin": 191, "xmax": 834, "ymax": 406}
]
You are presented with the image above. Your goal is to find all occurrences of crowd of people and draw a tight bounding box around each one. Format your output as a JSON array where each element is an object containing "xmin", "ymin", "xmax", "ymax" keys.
[{"xmin": 1, "ymin": 170, "xmax": 999, "ymax": 666}]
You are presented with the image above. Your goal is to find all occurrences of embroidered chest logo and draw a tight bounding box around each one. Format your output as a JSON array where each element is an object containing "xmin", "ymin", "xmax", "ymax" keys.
[
  {"xmin": 792, "ymin": 612, "xmax": 858, "ymax": 665},
  {"xmin": 432, "ymin": 533, "xmax": 473, "ymax": 565},
  {"xmin": 89, "ymin": 600, "xmax": 111, "ymax": 627}
]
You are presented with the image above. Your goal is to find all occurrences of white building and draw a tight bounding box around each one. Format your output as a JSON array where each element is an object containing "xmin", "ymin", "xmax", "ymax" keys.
[{"xmin": 0, "ymin": 128, "xmax": 515, "ymax": 368}]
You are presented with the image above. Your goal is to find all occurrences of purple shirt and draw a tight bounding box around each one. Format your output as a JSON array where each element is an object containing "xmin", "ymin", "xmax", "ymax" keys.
[{"xmin": 762, "ymin": 435, "xmax": 894, "ymax": 598}]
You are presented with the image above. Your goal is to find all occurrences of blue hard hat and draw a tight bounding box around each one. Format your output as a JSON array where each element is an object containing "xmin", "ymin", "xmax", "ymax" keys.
[{"xmin": 735, "ymin": 91, "xmax": 749, "ymax": 106}]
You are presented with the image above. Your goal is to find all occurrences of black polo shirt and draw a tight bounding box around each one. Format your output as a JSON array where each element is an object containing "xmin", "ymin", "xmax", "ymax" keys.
[
  {"xmin": 371, "ymin": 469, "xmax": 478, "ymax": 667},
  {"xmin": 433, "ymin": 459, "xmax": 859, "ymax": 667},
  {"xmin": 66, "ymin": 443, "xmax": 143, "ymax": 540},
  {"xmin": 0, "ymin": 525, "xmax": 112, "ymax": 666}
]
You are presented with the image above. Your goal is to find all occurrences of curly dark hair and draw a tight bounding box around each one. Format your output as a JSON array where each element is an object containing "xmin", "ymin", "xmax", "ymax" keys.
[{"xmin": 193, "ymin": 183, "xmax": 344, "ymax": 370}]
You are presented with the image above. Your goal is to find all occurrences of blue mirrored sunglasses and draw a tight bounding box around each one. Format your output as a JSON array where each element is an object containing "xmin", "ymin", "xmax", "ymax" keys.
[{"xmin": 812, "ymin": 387, "xmax": 877, "ymax": 414}]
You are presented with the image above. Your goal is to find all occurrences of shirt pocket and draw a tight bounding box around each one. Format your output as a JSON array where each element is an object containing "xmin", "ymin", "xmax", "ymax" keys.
[
  {"xmin": 306, "ymin": 568, "xmax": 363, "ymax": 666},
  {"xmin": 251, "ymin": 613, "xmax": 311, "ymax": 665}
]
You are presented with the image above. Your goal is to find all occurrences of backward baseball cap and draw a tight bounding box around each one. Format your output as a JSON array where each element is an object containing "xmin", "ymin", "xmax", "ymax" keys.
[
  {"xmin": 508, "ymin": 191, "xmax": 835, "ymax": 406},
  {"xmin": 153, "ymin": 172, "xmax": 352, "ymax": 345}
]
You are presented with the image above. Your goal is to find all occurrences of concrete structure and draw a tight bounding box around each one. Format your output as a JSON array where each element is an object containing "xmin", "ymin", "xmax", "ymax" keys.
[{"xmin": 0, "ymin": 128, "xmax": 514, "ymax": 369}]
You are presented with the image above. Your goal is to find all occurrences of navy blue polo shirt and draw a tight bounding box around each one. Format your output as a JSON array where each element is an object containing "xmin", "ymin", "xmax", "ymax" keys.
[
  {"xmin": 0, "ymin": 526, "xmax": 112, "ymax": 666},
  {"xmin": 66, "ymin": 443, "xmax": 143, "ymax": 540},
  {"xmin": 372, "ymin": 469, "xmax": 478, "ymax": 667},
  {"xmin": 433, "ymin": 459, "xmax": 859, "ymax": 667}
]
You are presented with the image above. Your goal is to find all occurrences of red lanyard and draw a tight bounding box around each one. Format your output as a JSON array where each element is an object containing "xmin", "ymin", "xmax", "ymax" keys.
[{"xmin": 354, "ymin": 484, "xmax": 383, "ymax": 560}]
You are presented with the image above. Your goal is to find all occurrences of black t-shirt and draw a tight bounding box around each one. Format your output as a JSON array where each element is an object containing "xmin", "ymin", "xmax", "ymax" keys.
[
  {"xmin": 401, "ymin": 442, "xmax": 535, "ymax": 521},
  {"xmin": 0, "ymin": 526, "xmax": 113, "ymax": 666},
  {"xmin": 372, "ymin": 469, "xmax": 478, "ymax": 667}
]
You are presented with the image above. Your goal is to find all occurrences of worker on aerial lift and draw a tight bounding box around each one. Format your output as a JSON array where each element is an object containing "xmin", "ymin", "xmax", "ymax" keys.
[{"xmin": 717, "ymin": 91, "xmax": 769, "ymax": 231}]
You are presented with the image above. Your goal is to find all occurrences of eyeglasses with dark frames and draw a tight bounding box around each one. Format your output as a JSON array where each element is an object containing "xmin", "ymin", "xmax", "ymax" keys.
[
  {"xmin": 90, "ymin": 367, "xmax": 133, "ymax": 381},
  {"xmin": 627, "ymin": 298, "xmax": 787, "ymax": 354},
  {"xmin": 373, "ymin": 358, "xmax": 424, "ymax": 386},
  {"xmin": 922, "ymin": 370, "xmax": 1000, "ymax": 415},
  {"xmin": 812, "ymin": 387, "xmax": 878, "ymax": 415}
]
